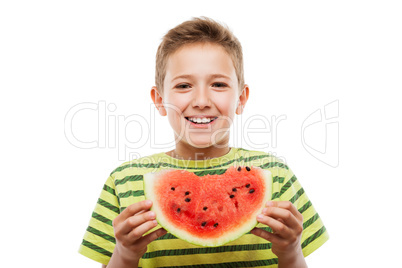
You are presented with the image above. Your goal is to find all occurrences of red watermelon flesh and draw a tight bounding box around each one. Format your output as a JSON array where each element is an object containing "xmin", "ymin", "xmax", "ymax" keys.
[{"xmin": 144, "ymin": 166, "xmax": 272, "ymax": 247}]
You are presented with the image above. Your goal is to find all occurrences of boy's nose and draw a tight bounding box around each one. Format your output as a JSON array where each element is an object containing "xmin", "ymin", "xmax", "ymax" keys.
[{"xmin": 192, "ymin": 88, "xmax": 211, "ymax": 109}]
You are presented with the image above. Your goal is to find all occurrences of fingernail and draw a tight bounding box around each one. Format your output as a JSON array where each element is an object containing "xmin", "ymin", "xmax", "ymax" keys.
[
  {"xmin": 262, "ymin": 208, "xmax": 268, "ymax": 214},
  {"xmin": 152, "ymin": 220, "xmax": 158, "ymax": 225},
  {"xmin": 149, "ymin": 211, "xmax": 156, "ymax": 218},
  {"xmin": 145, "ymin": 200, "xmax": 152, "ymax": 206},
  {"xmin": 257, "ymin": 214, "xmax": 263, "ymax": 220},
  {"xmin": 266, "ymin": 201, "xmax": 273, "ymax": 207}
]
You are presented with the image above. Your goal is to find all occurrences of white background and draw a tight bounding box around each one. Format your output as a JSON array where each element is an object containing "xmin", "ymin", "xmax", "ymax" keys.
[{"xmin": 1, "ymin": 1, "xmax": 401, "ymax": 267}]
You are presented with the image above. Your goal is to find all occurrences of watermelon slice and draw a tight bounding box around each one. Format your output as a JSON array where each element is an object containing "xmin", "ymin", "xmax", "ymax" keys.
[{"xmin": 143, "ymin": 166, "xmax": 272, "ymax": 247}]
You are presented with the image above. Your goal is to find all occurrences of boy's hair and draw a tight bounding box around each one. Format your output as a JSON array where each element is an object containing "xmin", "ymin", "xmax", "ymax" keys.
[{"xmin": 155, "ymin": 16, "xmax": 244, "ymax": 93}]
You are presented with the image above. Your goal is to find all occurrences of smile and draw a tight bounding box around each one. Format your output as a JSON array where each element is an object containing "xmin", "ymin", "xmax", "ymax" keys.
[{"xmin": 185, "ymin": 117, "xmax": 218, "ymax": 124}]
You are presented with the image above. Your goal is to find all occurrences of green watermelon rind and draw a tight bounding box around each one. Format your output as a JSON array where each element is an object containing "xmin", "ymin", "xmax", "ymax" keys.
[{"xmin": 143, "ymin": 167, "xmax": 272, "ymax": 247}]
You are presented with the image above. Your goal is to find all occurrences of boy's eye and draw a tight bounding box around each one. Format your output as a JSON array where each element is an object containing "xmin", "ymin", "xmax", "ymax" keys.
[
  {"xmin": 212, "ymin": 82, "xmax": 227, "ymax": 88},
  {"xmin": 175, "ymin": 84, "xmax": 190, "ymax": 89},
  {"xmin": 175, "ymin": 83, "xmax": 227, "ymax": 89}
]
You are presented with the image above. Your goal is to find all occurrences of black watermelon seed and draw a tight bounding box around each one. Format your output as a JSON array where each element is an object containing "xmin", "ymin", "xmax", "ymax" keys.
[
  {"xmin": 185, "ymin": 191, "xmax": 190, "ymax": 195},
  {"xmin": 230, "ymin": 194, "xmax": 235, "ymax": 198},
  {"xmin": 246, "ymin": 166, "xmax": 251, "ymax": 171},
  {"xmin": 214, "ymin": 223, "xmax": 219, "ymax": 227},
  {"xmin": 203, "ymin": 207, "xmax": 208, "ymax": 210},
  {"xmin": 249, "ymin": 189, "xmax": 255, "ymax": 194},
  {"xmin": 246, "ymin": 184, "xmax": 250, "ymax": 188},
  {"xmin": 185, "ymin": 198, "xmax": 191, "ymax": 202},
  {"xmin": 232, "ymin": 188, "xmax": 237, "ymax": 192},
  {"xmin": 237, "ymin": 167, "xmax": 241, "ymax": 171},
  {"xmin": 171, "ymin": 187, "xmax": 175, "ymax": 191},
  {"xmin": 202, "ymin": 222, "xmax": 207, "ymax": 227},
  {"xmin": 177, "ymin": 208, "xmax": 181, "ymax": 212}
]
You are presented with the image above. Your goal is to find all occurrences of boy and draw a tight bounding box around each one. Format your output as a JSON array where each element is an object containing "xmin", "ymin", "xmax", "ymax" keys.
[{"xmin": 79, "ymin": 16, "xmax": 329, "ymax": 267}]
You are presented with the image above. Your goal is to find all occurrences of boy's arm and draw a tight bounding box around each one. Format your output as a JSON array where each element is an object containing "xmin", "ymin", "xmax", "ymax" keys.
[{"xmin": 251, "ymin": 201, "xmax": 307, "ymax": 268}]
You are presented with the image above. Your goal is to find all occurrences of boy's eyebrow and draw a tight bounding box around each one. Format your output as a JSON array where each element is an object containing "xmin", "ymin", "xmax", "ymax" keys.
[{"xmin": 171, "ymin": 74, "xmax": 232, "ymax": 82}]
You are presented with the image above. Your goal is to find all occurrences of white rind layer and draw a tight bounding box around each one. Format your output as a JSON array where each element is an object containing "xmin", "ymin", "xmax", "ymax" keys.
[{"xmin": 143, "ymin": 169, "xmax": 272, "ymax": 247}]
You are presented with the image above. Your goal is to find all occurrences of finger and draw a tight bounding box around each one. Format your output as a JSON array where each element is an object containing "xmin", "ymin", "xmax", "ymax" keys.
[
  {"xmin": 118, "ymin": 210, "xmax": 157, "ymax": 235},
  {"xmin": 113, "ymin": 200, "xmax": 153, "ymax": 237},
  {"xmin": 115, "ymin": 200, "xmax": 153, "ymax": 226},
  {"xmin": 257, "ymin": 214, "xmax": 292, "ymax": 238},
  {"xmin": 126, "ymin": 219, "xmax": 159, "ymax": 242},
  {"xmin": 124, "ymin": 200, "xmax": 153, "ymax": 218},
  {"xmin": 266, "ymin": 201, "xmax": 303, "ymax": 222},
  {"xmin": 262, "ymin": 205, "xmax": 301, "ymax": 230},
  {"xmin": 135, "ymin": 209, "xmax": 148, "ymax": 216},
  {"xmin": 250, "ymin": 227, "xmax": 282, "ymax": 244},
  {"xmin": 136, "ymin": 228, "xmax": 168, "ymax": 248}
]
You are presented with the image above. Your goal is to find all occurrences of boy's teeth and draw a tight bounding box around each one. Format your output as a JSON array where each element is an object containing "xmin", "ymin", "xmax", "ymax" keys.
[{"xmin": 187, "ymin": 117, "xmax": 215, "ymax": 124}]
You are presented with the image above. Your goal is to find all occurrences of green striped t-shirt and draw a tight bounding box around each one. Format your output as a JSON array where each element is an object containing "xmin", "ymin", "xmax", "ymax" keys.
[{"xmin": 78, "ymin": 147, "xmax": 329, "ymax": 267}]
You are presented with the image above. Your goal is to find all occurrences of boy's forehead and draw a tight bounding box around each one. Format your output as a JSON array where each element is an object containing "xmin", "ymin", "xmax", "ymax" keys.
[
  {"xmin": 164, "ymin": 43, "xmax": 236, "ymax": 83},
  {"xmin": 170, "ymin": 42, "xmax": 227, "ymax": 60}
]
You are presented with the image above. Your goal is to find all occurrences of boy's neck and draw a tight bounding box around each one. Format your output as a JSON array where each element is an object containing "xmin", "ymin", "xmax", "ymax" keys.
[{"xmin": 166, "ymin": 145, "xmax": 231, "ymax": 161}]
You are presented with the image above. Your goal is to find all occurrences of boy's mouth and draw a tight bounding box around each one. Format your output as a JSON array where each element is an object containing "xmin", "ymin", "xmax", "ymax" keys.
[{"xmin": 185, "ymin": 116, "xmax": 218, "ymax": 125}]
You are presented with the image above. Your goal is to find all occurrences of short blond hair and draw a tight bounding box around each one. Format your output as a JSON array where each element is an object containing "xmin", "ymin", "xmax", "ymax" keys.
[{"xmin": 155, "ymin": 16, "xmax": 244, "ymax": 93}]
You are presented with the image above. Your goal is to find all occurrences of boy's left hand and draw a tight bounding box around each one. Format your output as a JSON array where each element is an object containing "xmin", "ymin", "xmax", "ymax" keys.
[{"xmin": 250, "ymin": 201, "xmax": 304, "ymax": 260}]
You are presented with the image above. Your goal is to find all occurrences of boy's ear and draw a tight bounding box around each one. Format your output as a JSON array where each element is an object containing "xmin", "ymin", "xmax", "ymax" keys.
[
  {"xmin": 236, "ymin": 84, "xmax": 250, "ymax": 115},
  {"xmin": 150, "ymin": 86, "xmax": 167, "ymax": 116}
]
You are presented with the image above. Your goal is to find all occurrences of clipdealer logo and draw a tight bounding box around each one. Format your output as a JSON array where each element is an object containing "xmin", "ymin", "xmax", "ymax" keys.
[
  {"xmin": 64, "ymin": 99, "xmax": 339, "ymax": 167},
  {"xmin": 64, "ymin": 101, "xmax": 288, "ymax": 161}
]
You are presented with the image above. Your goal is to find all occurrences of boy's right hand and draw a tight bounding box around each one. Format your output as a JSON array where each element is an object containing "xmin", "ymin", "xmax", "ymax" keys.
[{"xmin": 108, "ymin": 200, "xmax": 167, "ymax": 267}]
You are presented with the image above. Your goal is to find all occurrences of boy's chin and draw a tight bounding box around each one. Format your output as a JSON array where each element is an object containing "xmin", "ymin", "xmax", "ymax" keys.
[
  {"xmin": 185, "ymin": 138, "xmax": 228, "ymax": 149},
  {"xmin": 186, "ymin": 141, "xmax": 214, "ymax": 149}
]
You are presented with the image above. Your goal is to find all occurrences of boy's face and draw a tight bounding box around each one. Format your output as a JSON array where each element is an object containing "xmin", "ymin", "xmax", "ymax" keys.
[{"xmin": 151, "ymin": 42, "xmax": 249, "ymax": 151}]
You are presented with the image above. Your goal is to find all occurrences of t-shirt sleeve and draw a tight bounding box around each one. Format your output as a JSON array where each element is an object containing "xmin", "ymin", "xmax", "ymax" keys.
[
  {"xmin": 78, "ymin": 175, "xmax": 119, "ymax": 265},
  {"xmin": 271, "ymin": 164, "xmax": 329, "ymax": 258}
]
